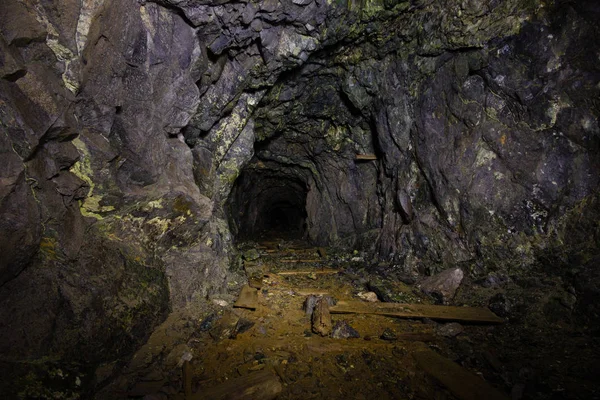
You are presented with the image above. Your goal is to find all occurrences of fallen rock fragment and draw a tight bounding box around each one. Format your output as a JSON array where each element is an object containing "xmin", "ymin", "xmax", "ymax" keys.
[
  {"xmin": 436, "ymin": 322, "xmax": 464, "ymax": 337},
  {"xmin": 380, "ymin": 328, "xmax": 397, "ymax": 341},
  {"xmin": 212, "ymin": 299, "xmax": 229, "ymax": 307},
  {"xmin": 303, "ymin": 295, "xmax": 335, "ymax": 316},
  {"xmin": 488, "ymin": 293, "xmax": 511, "ymax": 318},
  {"xmin": 199, "ymin": 313, "xmax": 218, "ymax": 331},
  {"xmin": 331, "ymin": 320, "xmax": 360, "ymax": 339},
  {"xmin": 419, "ymin": 267, "xmax": 464, "ymax": 304},
  {"xmin": 303, "ymin": 295, "xmax": 319, "ymax": 316},
  {"xmin": 367, "ymin": 278, "xmax": 416, "ymax": 302},
  {"xmin": 209, "ymin": 313, "xmax": 242, "ymax": 341},
  {"xmin": 357, "ymin": 291, "xmax": 378, "ymax": 302},
  {"xmin": 230, "ymin": 318, "xmax": 255, "ymax": 339},
  {"xmin": 243, "ymin": 248, "xmax": 260, "ymax": 261}
]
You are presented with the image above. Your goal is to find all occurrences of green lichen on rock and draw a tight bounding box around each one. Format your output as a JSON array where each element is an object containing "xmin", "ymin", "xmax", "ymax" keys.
[{"xmin": 69, "ymin": 138, "xmax": 114, "ymax": 220}]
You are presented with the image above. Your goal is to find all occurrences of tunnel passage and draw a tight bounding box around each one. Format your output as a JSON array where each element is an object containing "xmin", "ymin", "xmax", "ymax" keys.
[{"xmin": 227, "ymin": 168, "xmax": 309, "ymax": 240}]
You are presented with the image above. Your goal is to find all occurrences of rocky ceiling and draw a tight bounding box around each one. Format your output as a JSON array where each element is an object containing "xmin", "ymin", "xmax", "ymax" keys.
[{"xmin": 0, "ymin": 0, "xmax": 598, "ymax": 397}]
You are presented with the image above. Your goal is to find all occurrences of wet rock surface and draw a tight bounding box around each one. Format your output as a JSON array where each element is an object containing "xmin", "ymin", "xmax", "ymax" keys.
[{"xmin": 0, "ymin": 0, "xmax": 598, "ymax": 398}]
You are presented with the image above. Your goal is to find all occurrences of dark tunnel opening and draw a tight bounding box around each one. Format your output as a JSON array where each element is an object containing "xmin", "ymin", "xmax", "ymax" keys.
[{"xmin": 226, "ymin": 169, "xmax": 309, "ymax": 241}]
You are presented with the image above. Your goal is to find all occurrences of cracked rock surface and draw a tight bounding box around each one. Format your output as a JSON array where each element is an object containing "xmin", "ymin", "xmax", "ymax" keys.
[{"xmin": 0, "ymin": 0, "xmax": 598, "ymax": 397}]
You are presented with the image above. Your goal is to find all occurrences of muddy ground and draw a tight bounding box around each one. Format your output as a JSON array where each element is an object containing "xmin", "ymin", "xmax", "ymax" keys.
[{"xmin": 99, "ymin": 239, "xmax": 600, "ymax": 400}]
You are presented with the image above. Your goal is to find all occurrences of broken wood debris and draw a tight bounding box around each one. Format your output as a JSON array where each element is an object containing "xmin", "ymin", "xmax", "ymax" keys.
[
  {"xmin": 414, "ymin": 349, "xmax": 509, "ymax": 400},
  {"xmin": 233, "ymin": 285, "xmax": 259, "ymax": 310},
  {"xmin": 330, "ymin": 301, "xmax": 504, "ymax": 324},
  {"xmin": 311, "ymin": 297, "xmax": 333, "ymax": 336}
]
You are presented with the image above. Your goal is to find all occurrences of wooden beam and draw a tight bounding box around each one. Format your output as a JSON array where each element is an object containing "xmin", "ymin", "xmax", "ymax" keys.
[
  {"xmin": 276, "ymin": 269, "xmax": 340, "ymax": 276},
  {"xmin": 311, "ymin": 297, "xmax": 332, "ymax": 336},
  {"xmin": 414, "ymin": 349, "xmax": 509, "ymax": 400},
  {"xmin": 233, "ymin": 285, "xmax": 259, "ymax": 310},
  {"xmin": 330, "ymin": 301, "xmax": 504, "ymax": 324},
  {"xmin": 294, "ymin": 288, "xmax": 330, "ymax": 296},
  {"xmin": 355, "ymin": 154, "xmax": 378, "ymax": 161}
]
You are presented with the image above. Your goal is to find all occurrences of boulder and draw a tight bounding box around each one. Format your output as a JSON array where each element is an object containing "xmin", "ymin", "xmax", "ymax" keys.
[
  {"xmin": 419, "ymin": 267, "xmax": 464, "ymax": 304},
  {"xmin": 331, "ymin": 320, "xmax": 360, "ymax": 339}
]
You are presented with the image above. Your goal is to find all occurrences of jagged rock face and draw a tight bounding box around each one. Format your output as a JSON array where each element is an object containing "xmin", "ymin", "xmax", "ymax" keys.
[{"xmin": 0, "ymin": 0, "xmax": 598, "ymax": 397}]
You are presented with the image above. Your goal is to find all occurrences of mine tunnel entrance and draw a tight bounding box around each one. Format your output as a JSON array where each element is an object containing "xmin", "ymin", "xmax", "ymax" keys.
[{"xmin": 226, "ymin": 169, "xmax": 308, "ymax": 241}]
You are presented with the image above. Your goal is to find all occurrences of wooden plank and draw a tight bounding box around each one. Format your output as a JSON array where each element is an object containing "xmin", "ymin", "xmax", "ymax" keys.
[
  {"xmin": 330, "ymin": 301, "xmax": 504, "ymax": 324},
  {"xmin": 279, "ymin": 259, "xmax": 321, "ymax": 263},
  {"xmin": 276, "ymin": 269, "xmax": 340, "ymax": 276},
  {"xmin": 355, "ymin": 154, "xmax": 378, "ymax": 161},
  {"xmin": 192, "ymin": 369, "xmax": 282, "ymax": 400},
  {"xmin": 414, "ymin": 349, "xmax": 509, "ymax": 400},
  {"xmin": 233, "ymin": 285, "xmax": 259, "ymax": 310},
  {"xmin": 294, "ymin": 288, "xmax": 330, "ymax": 296},
  {"xmin": 264, "ymin": 287, "xmax": 330, "ymax": 296}
]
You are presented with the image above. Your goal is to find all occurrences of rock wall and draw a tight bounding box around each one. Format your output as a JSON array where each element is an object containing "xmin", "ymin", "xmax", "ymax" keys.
[{"xmin": 0, "ymin": 0, "xmax": 598, "ymax": 397}]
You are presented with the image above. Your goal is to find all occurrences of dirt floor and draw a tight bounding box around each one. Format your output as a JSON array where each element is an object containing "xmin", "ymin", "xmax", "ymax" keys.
[{"xmin": 99, "ymin": 239, "xmax": 600, "ymax": 400}]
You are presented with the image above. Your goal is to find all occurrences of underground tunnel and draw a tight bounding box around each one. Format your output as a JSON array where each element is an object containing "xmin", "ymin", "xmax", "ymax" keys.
[
  {"xmin": 1, "ymin": 0, "xmax": 599, "ymax": 399},
  {"xmin": 227, "ymin": 168, "xmax": 309, "ymax": 240}
]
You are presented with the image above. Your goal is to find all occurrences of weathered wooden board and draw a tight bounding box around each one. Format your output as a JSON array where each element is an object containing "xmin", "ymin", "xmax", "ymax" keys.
[
  {"xmin": 233, "ymin": 285, "xmax": 259, "ymax": 310},
  {"xmin": 191, "ymin": 369, "xmax": 282, "ymax": 400},
  {"xmin": 279, "ymin": 259, "xmax": 321, "ymax": 263},
  {"xmin": 277, "ymin": 269, "xmax": 340, "ymax": 276},
  {"xmin": 355, "ymin": 154, "xmax": 378, "ymax": 161},
  {"xmin": 414, "ymin": 349, "xmax": 509, "ymax": 400},
  {"xmin": 294, "ymin": 288, "xmax": 330, "ymax": 296},
  {"xmin": 330, "ymin": 301, "xmax": 504, "ymax": 324},
  {"xmin": 311, "ymin": 297, "xmax": 332, "ymax": 336}
]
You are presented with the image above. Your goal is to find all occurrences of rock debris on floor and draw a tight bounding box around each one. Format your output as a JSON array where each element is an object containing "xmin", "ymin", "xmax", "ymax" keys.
[{"xmin": 102, "ymin": 239, "xmax": 517, "ymax": 400}]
